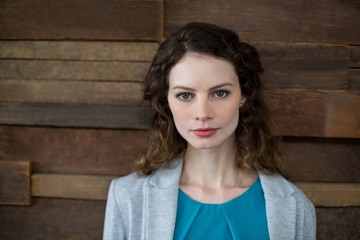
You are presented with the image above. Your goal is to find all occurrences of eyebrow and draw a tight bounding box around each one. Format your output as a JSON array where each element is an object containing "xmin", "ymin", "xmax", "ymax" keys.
[{"xmin": 171, "ymin": 83, "xmax": 234, "ymax": 91}]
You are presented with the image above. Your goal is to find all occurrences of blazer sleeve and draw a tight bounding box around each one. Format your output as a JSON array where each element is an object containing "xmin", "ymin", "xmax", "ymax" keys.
[
  {"xmin": 103, "ymin": 180, "xmax": 126, "ymax": 240},
  {"xmin": 302, "ymin": 196, "xmax": 316, "ymax": 240}
]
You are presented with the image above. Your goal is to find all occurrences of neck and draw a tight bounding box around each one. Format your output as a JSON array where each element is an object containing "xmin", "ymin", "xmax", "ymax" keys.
[{"xmin": 181, "ymin": 141, "xmax": 243, "ymax": 189}]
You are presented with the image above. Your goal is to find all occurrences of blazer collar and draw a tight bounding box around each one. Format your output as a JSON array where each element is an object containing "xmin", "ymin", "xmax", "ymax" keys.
[
  {"xmin": 145, "ymin": 155, "xmax": 183, "ymax": 240},
  {"xmin": 259, "ymin": 172, "xmax": 297, "ymax": 239},
  {"xmin": 148, "ymin": 154, "xmax": 184, "ymax": 189}
]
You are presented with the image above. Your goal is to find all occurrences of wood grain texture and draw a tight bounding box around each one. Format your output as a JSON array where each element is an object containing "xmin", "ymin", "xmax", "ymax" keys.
[
  {"xmin": 256, "ymin": 42, "xmax": 349, "ymax": 89},
  {"xmin": 166, "ymin": 0, "xmax": 360, "ymax": 44},
  {"xmin": 297, "ymin": 183, "xmax": 360, "ymax": 207},
  {"xmin": 0, "ymin": 126, "xmax": 359, "ymax": 182},
  {"xmin": 0, "ymin": 41, "xmax": 350, "ymax": 89},
  {"xmin": 0, "ymin": 80, "xmax": 144, "ymax": 105},
  {"xmin": 0, "ymin": 41, "xmax": 158, "ymax": 61},
  {"xmin": 350, "ymin": 46, "xmax": 360, "ymax": 67},
  {"xmin": 0, "ymin": 60, "xmax": 150, "ymax": 82},
  {"xmin": 282, "ymin": 137, "xmax": 360, "ymax": 183},
  {"xmin": 0, "ymin": 126, "xmax": 147, "ymax": 176},
  {"xmin": 350, "ymin": 69, "xmax": 360, "ymax": 90},
  {"xmin": 0, "ymin": 103, "xmax": 151, "ymax": 129},
  {"xmin": 31, "ymin": 174, "xmax": 114, "ymax": 201},
  {"xmin": 0, "ymin": 161, "xmax": 31, "ymax": 205},
  {"xmin": 0, "ymin": 198, "xmax": 105, "ymax": 240},
  {"xmin": 266, "ymin": 90, "xmax": 360, "ymax": 138},
  {"xmin": 0, "ymin": 0, "xmax": 163, "ymax": 40},
  {"xmin": 316, "ymin": 207, "xmax": 360, "ymax": 240}
]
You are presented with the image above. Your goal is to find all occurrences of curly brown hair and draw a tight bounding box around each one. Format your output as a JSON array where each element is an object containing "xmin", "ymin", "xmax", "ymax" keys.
[{"xmin": 134, "ymin": 22, "xmax": 286, "ymax": 177}]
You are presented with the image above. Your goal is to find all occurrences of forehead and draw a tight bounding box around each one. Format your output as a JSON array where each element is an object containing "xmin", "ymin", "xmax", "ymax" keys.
[{"xmin": 169, "ymin": 52, "xmax": 238, "ymax": 87}]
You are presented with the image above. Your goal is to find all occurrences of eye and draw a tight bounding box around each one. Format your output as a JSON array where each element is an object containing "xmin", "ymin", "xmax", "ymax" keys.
[
  {"xmin": 213, "ymin": 90, "xmax": 229, "ymax": 98},
  {"xmin": 176, "ymin": 92, "xmax": 193, "ymax": 100}
]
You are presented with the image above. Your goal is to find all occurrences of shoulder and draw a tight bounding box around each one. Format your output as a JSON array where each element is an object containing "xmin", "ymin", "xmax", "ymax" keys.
[
  {"xmin": 259, "ymin": 173, "xmax": 316, "ymax": 239},
  {"xmin": 259, "ymin": 172, "xmax": 308, "ymax": 200},
  {"xmin": 259, "ymin": 172, "xmax": 315, "ymax": 215},
  {"xmin": 259, "ymin": 172, "xmax": 316, "ymax": 237},
  {"xmin": 110, "ymin": 172, "xmax": 150, "ymax": 203}
]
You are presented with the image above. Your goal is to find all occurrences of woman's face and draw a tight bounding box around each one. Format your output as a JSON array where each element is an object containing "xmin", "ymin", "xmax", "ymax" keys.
[{"xmin": 167, "ymin": 52, "xmax": 246, "ymax": 150}]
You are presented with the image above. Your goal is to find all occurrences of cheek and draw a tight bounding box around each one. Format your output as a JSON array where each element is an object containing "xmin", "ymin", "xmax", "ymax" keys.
[
  {"xmin": 221, "ymin": 102, "xmax": 240, "ymax": 122},
  {"xmin": 168, "ymin": 103, "xmax": 187, "ymax": 125}
]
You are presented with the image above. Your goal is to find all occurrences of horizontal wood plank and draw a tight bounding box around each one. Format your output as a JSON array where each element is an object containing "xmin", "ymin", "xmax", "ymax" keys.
[
  {"xmin": 265, "ymin": 90, "xmax": 360, "ymax": 138},
  {"xmin": 31, "ymin": 174, "xmax": 114, "ymax": 201},
  {"xmin": 0, "ymin": 161, "xmax": 31, "ymax": 205},
  {"xmin": 350, "ymin": 46, "xmax": 360, "ymax": 68},
  {"xmin": 0, "ymin": 126, "xmax": 147, "ymax": 176},
  {"xmin": 0, "ymin": 60, "xmax": 150, "ymax": 82},
  {"xmin": 297, "ymin": 183, "xmax": 360, "ymax": 207},
  {"xmin": 282, "ymin": 137, "xmax": 360, "ymax": 182},
  {"xmin": 0, "ymin": 0, "xmax": 163, "ymax": 40},
  {"xmin": 316, "ymin": 207, "xmax": 360, "ymax": 240},
  {"xmin": 166, "ymin": 0, "xmax": 360, "ymax": 44},
  {"xmin": 349, "ymin": 69, "xmax": 360, "ymax": 90},
  {"xmin": 30, "ymin": 173, "xmax": 360, "ymax": 207},
  {"xmin": 0, "ymin": 80, "xmax": 144, "ymax": 105},
  {"xmin": 257, "ymin": 42, "xmax": 349, "ymax": 89},
  {"xmin": 0, "ymin": 103, "xmax": 151, "ymax": 129},
  {"xmin": 0, "ymin": 198, "xmax": 105, "ymax": 240},
  {"xmin": 0, "ymin": 41, "xmax": 350, "ymax": 90},
  {"xmin": 0, "ymin": 41, "xmax": 158, "ymax": 61}
]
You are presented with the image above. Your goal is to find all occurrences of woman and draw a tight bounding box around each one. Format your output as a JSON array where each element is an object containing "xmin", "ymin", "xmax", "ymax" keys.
[{"xmin": 103, "ymin": 22, "xmax": 316, "ymax": 240}]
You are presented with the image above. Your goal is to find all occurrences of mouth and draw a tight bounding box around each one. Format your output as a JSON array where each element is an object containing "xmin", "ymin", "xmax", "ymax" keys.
[{"xmin": 192, "ymin": 128, "xmax": 218, "ymax": 138}]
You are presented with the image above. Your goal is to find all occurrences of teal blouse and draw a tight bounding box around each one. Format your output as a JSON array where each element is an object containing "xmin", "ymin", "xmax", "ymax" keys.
[{"xmin": 173, "ymin": 178, "xmax": 270, "ymax": 240}]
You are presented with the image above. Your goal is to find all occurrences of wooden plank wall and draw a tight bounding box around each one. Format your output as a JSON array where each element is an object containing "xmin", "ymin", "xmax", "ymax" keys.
[{"xmin": 0, "ymin": 0, "xmax": 359, "ymax": 239}]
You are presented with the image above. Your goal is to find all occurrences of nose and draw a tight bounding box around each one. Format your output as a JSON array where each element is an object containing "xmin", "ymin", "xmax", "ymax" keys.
[{"xmin": 195, "ymin": 99, "xmax": 214, "ymax": 122}]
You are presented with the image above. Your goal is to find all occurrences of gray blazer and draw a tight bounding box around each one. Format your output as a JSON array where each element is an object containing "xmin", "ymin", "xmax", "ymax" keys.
[{"xmin": 103, "ymin": 155, "xmax": 316, "ymax": 240}]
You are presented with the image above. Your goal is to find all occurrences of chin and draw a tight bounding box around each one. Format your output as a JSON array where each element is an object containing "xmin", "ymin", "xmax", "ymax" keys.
[{"xmin": 188, "ymin": 140, "xmax": 222, "ymax": 150}]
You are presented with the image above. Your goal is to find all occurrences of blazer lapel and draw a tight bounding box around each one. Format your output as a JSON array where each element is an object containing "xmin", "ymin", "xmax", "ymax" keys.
[
  {"xmin": 265, "ymin": 196, "xmax": 297, "ymax": 240},
  {"xmin": 145, "ymin": 157, "xmax": 184, "ymax": 240},
  {"xmin": 260, "ymin": 173, "xmax": 297, "ymax": 240}
]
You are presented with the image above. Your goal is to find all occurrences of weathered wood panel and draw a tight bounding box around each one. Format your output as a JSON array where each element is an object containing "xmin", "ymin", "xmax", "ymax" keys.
[
  {"xmin": 257, "ymin": 43, "xmax": 349, "ymax": 89},
  {"xmin": 282, "ymin": 137, "xmax": 360, "ymax": 183},
  {"xmin": 166, "ymin": 0, "xmax": 360, "ymax": 44},
  {"xmin": 0, "ymin": 103, "xmax": 151, "ymax": 129},
  {"xmin": 30, "ymin": 173, "xmax": 360, "ymax": 207},
  {"xmin": 0, "ymin": 126, "xmax": 147, "ymax": 176},
  {"xmin": 266, "ymin": 90, "xmax": 360, "ymax": 138},
  {"xmin": 0, "ymin": 161, "xmax": 31, "ymax": 205},
  {"xmin": 0, "ymin": 41, "xmax": 158, "ymax": 61},
  {"xmin": 350, "ymin": 69, "xmax": 360, "ymax": 90},
  {"xmin": 0, "ymin": 41, "xmax": 350, "ymax": 90},
  {"xmin": 297, "ymin": 183, "xmax": 360, "ymax": 207},
  {"xmin": 0, "ymin": 60, "xmax": 150, "ymax": 82},
  {"xmin": 316, "ymin": 207, "xmax": 360, "ymax": 240},
  {"xmin": 350, "ymin": 46, "xmax": 360, "ymax": 68},
  {"xmin": 32, "ymin": 174, "xmax": 114, "ymax": 201},
  {"xmin": 0, "ymin": 80, "xmax": 144, "ymax": 105},
  {"xmin": 0, "ymin": 198, "xmax": 105, "ymax": 240},
  {"xmin": 0, "ymin": 126, "xmax": 358, "ymax": 182},
  {"xmin": 0, "ymin": 0, "xmax": 163, "ymax": 40}
]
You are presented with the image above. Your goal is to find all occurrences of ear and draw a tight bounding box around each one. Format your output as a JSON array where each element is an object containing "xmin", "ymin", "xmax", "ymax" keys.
[{"xmin": 239, "ymin": 95, "xmax": 247, "ymax": 108}]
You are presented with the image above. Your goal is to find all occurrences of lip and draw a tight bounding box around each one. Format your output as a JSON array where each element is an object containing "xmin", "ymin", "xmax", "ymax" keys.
[{"xmin": 192, "ymin": 128, "xmax": 218, "ymax": 138}]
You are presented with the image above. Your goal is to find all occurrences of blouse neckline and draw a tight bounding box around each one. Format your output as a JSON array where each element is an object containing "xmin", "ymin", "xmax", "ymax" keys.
[{"xmin": 178, "ymin": 177, "xmax": 260, "ymax": 206}]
